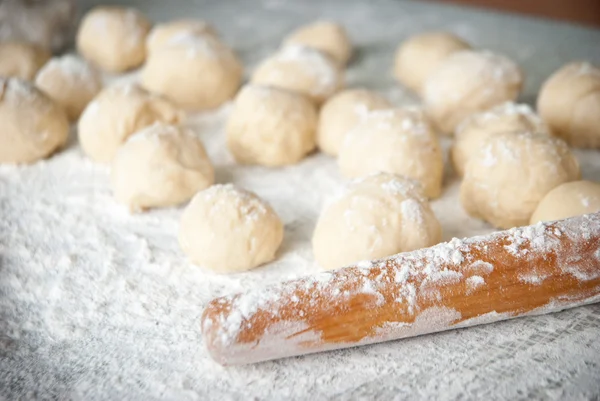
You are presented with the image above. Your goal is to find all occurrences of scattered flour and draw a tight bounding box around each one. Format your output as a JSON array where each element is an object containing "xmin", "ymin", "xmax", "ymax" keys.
[
  {"xmin": 265, "ymin": 44, "xmax": 339, "ymax": 96},
  {"xmin": 166, "ymin": 32, "xmax": 232, "ymax": 61},
  {"xmin": 1, "ymin": 0, "xmax": 600, "ymax": 400},
  {"xmin": 36, "ymin": 54, "xmax": 100, "ymax": 90},
  {"xmin": 575, "ymin": 62, "xmax": 600, "ymax": 77},
  {"xmin": 455, "ymin": 101, "xmax": 546, "ymax": 136},
  {"xmin": 465, "ymin": 275, "xmax": 485, "ymax": 294}
]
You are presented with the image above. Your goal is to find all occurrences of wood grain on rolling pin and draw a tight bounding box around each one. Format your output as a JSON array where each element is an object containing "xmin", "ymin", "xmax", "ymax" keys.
[{"xmin": 202, "ymin": 212, "xmax": 600, "ymax": 365}]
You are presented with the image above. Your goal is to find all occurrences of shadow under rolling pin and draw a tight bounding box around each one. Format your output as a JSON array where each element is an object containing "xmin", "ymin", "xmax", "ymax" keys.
[{"xmin": 202, "ymin": 212, "xmax": 600, "ymax": 366}]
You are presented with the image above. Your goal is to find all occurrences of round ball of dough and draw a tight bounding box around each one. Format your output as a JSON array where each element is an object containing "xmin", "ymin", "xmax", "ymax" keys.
[
  {"xmin": 393, "ymin": 31, "xmax": 470, "ymax": 95},
  {"xmin": 0, "ymin": 77, "xmax": 69, "ymax": 164},
  {"xmin": 284, "ymin": 20, "xmax": 352, "ymax": 65},
  {"xmin": 537, "ymin": 62, "xmax": 600, "ymax": 148},
  {"xmin": 338, "ymin": 108, "xmax": 444, "ymax": 198},
  {"xmin": 226, "ymin": 85, "xmax": 317, "ymax": 166},
  {"xmin": 451, "ymin": 102, "xmax": 549, "ymax": 176},
  {"xmin": 0, "ymin": 41, "xmax": 50, "ymax": 80},
  {"xmin": 460, "ymin": 131, "xmax": 580, "ymax": 229},
  {"xmin": 111, "ymin": 123, "xmax": 214, "ymax": 212},
  {"xmin": 423, "ymin": 50, "xmax": 523, "ymax": 134},
  {"xmin": 76, "ymin": 6, "xmax": 151, "ymax": 73},
  {"xmin": 35, "ymin": 55, "xmax": 103, "ymax": 122},
  {"xmin": 317, "ymin": 88, "xmax": 391, "ymax": 156},
  {"xmin": 312, "ymin": 172, "xmax": 442, "ymax": 270},
  {"xmin": 251, "ymin": 45, "xmax": 344, "ymax": 104},
  {"xmin": 78, "ymin": 83, "xmax": 182, "ymax": 163},
  {"xmin": 530, "ymin": 181, "xmax": 600, "ymax": 224},
  {"xmin": 141, "ymin": 32, "xmax": 242, "ymax": 110},
  {"xmin": 179, "ymin": 184, "xmax": 284, "ymax": 273},
  {"xmin": 146, "ymin": 19, "xmax": 218, "ymax": 54}
]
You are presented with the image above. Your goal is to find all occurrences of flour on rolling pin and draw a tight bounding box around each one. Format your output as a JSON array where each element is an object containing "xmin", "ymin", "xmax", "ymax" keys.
[{"xmin": 202, "ymin": 212, "xmax": 600, "ymax": 365}]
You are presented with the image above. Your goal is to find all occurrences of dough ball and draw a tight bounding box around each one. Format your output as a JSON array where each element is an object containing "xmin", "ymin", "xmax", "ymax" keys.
[
  {"xmin": 0, "ymin": 41, "xmax": 50, "ymax": 80},
  {"xmin": 284, "ymin": 20, "xmax": 352, "ymax": 65},
  {"xmin": 537, "ymin": 62, "xmax": 600, "ymax": 148},
  {"xmin": 0, "ymin": 0, "xmax": 76, "ymax": 52},
  {"xmin": 251, "ymin": 45, "xmax": 344, "ymax": 104},
  {"xmin": 146, "ymin": 19, "xmax": 218, "ymax": 54},
  {"xmin": 317, "ymin": 88, "xmax": 391, "ymax": 156},
  {"xmin": 226, "ymin": 85, "xmax": 317, "ymax": 166},
  {"xmin": 111, "ymin": 123, "xmax": 214, "ymax": 212},
  {"xmin": 338, "ymin": 108, "xmax": 444, "ymax": 198},
  {"xmin": 451, "ymin": 102, "xmax": 549, "ymax": 176},
  {"xmin": 35, "ymin": 55, "xmax": 103, "ymax": 122},
  {"xmin": 78, "ymin": 83, "xmax": 182, "ymax": 163},
  {"xmin": 393, "ymin": 31, "xmax": 470, "ymax": 95},
  {"xmin": 530, "ymin": 181, "xmax": 600, "ymax": 224},
  {"xmin": 423, "ymin": 50, "xmax": 523, "ymax": 134},
  {"xmin": 312, "ymin": 172, "xmax": 442, "ymax": 270},
  {"xmin": 0, "ymin": 77, "xmax": 69, "ymax": 164},
  {"xmin": 179, "ymin": 184, "xmax": 284, "ymax": 273},
  {"xmin": 141, "ymin": 32, "xmax": 242, "ymax": 110},
  {"xmin": 460, "ymin": 131, "xmax": 580, "ymax": 229},
  {"xmin": 76, "ymin": 6, "xmax": 151, "ymax": 73}
]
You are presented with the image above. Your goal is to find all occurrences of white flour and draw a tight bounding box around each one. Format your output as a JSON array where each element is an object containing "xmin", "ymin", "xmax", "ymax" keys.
[
  {"xmin": 36, "ymin": 54, "xmax": 99, "ymax": 85},
  {"xmin": 454, "ymin": 101, "xmax": 547, "ymax": 136},
  {"xmin": 1, "ymin": 0, "xmax": 600, "ymax": 399},
  {"xmin": 258, "ymin": 44, "xmax": 340, "ymax": 97}
]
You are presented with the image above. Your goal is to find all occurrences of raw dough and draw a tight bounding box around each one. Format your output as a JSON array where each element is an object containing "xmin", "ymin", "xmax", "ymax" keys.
[
  {"xmin": 423, "ymin": 50, "xmax": 523, "ymax": 134},
  {"xmin": 317, "ymin": 88, "xmax": 392, "ymax": 156},
  {"xmin": 284, "ymin": 20, "xmax": 352, "ymax": 65},
  {"xmin": 451, "ymin": 102, "xmax": 549, "ymax": 176},
  {"xmin": 460, "ymin": 131, "xmax": 580, "ymax": 229},
  {"xmin": 537, "ymin": 61, "xmax": 600, "ymax": 148},
  {"xmin": 179, "ymin": 184, "xmax": 284, "ymax": 273},
  {"xmin": 312, "ymin": 172, "xmax": 442, "ymax": 270},
  {"xmin": 146, "ymin": 19, "xmax": 218, "ymax": 54},
  {"xmin": 0, "ymin": 0, "xmax": 76, "ymax": 52},
  {"xmin": 0, "ymin": 77, "xmax": 69, "ymax": 164},
  {"xmin": 76, "ymin": 6, "xmax": 151, "ymax": 73},
  {"xmin": 226, "ymin": 85, "xmax": 317, "ymax": 166},
  {"xmin": 141, "ymin": 32, "xmax": 242, "ymax": 110},
  {"xmin": 0, "ymin": 41, "xmax": 50, "ymax": 80},
  {"xmin": 111, "ymin": 123, "xmax": 214, "ymax": 212},
  {"xmin": 393, "ymin": 31, "xmax": 470, "ymax": 95},
  {"xmin": 78, "ymin": 83, "xmax": 182, "ymax": 163},
  {"xmin": 530, "ymin": 181, "xmax": 600, "ymax": 224},
  {"xmin": 338, "ymin": 108, "xmax": 444, "ymax": 198},
  {"xmin": 251, "ymin": 45, "xmax": 344, "ymax": 104},
  {"xmin": 35, "ymin": 55, "xmax": 103, "ymax": 122}
]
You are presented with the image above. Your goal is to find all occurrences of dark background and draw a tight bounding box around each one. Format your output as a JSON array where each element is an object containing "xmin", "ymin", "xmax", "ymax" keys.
[{"xmin": 432, "ymin": 0, "xmax": 600, "ymax": 27}]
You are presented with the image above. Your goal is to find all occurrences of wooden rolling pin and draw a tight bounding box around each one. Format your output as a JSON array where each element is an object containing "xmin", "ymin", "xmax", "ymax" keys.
[{"xmin": 202, "ymin": 212, "xmax": 600, "ymax": 365}]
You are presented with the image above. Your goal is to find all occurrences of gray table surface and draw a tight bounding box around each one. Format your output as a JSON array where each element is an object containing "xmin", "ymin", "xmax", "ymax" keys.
[{"xmin": 2, "ymin": 0, "xmax": 600, "ymax": 400}]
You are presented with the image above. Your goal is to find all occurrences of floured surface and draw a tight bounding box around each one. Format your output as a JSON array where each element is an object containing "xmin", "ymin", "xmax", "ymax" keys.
[{"xmin": 1, "ymin": 0, "xmax": 600, "ymax": 399}]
